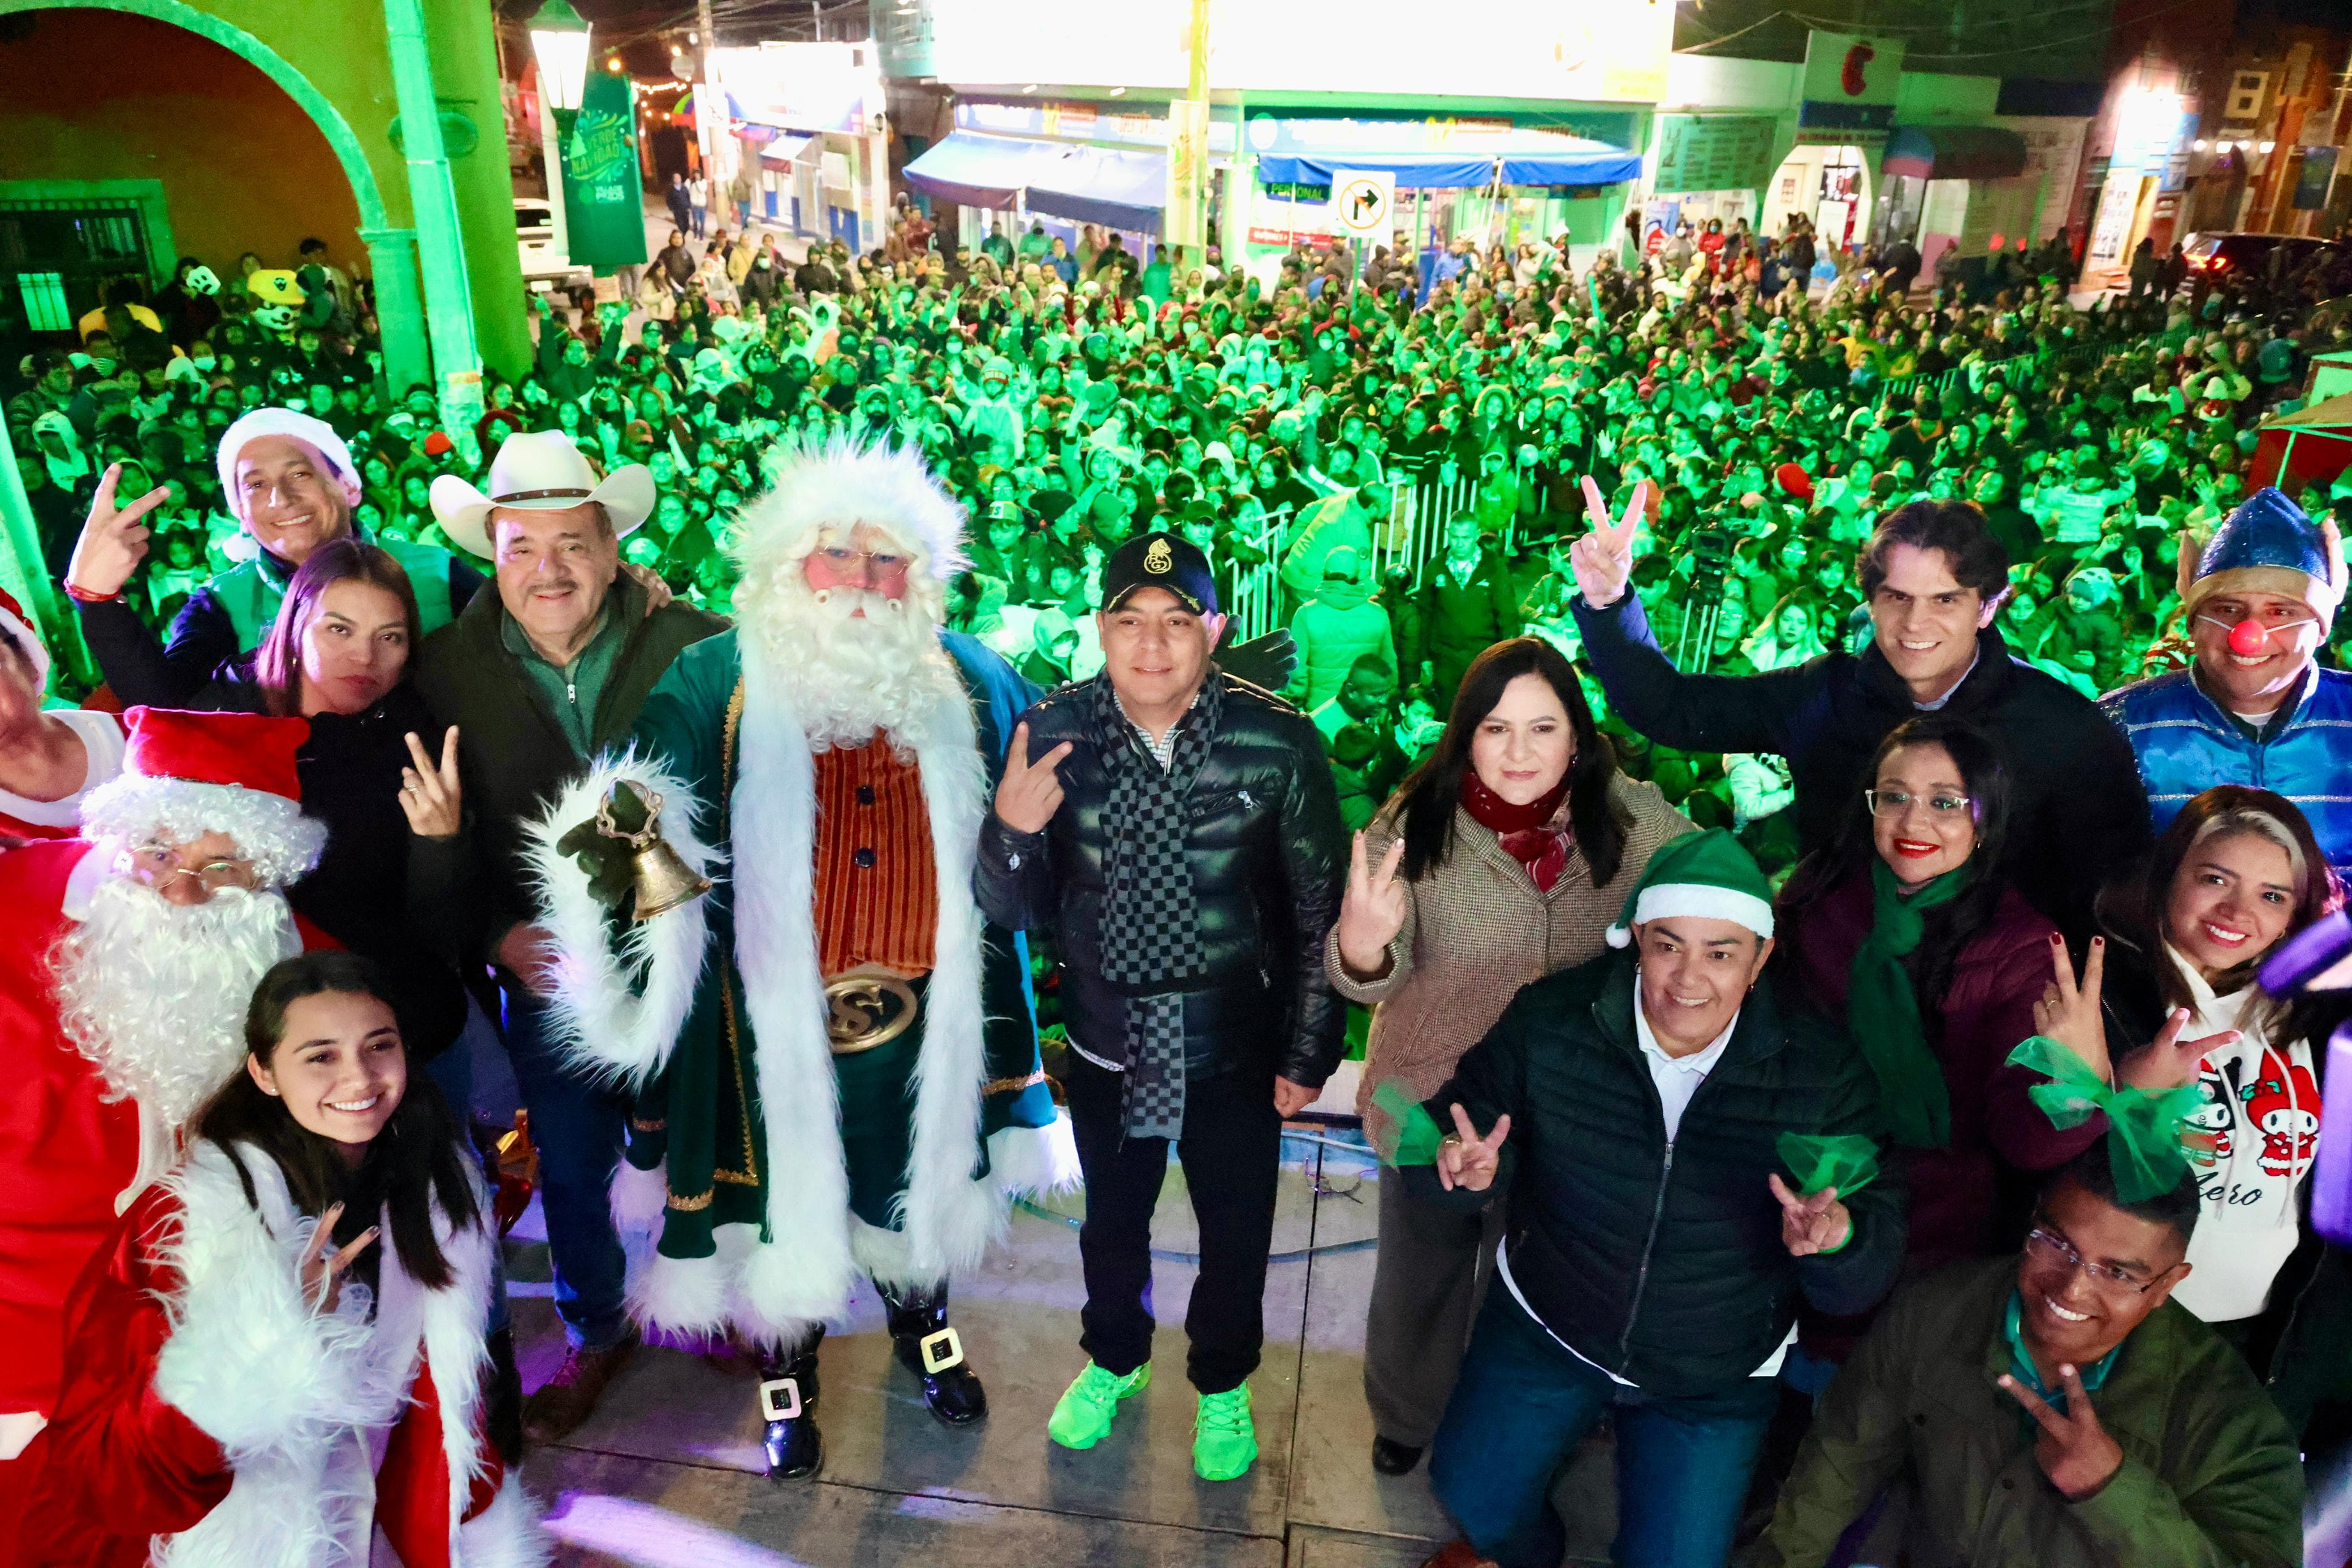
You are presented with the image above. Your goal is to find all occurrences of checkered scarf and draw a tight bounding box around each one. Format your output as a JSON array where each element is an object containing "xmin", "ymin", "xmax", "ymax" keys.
[{"xmin": 1093, "ymin": 673, "xmax": 1223, "ymax": 1138}]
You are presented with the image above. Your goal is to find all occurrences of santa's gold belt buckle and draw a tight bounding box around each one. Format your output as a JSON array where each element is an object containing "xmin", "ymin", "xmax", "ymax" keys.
[{"xmin": 823, "ymin": 964, "xmax": 920, "ymax": 1055}]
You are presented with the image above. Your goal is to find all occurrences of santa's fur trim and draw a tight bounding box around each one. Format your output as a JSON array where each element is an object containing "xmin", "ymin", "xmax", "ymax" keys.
[
  {"xmin": 733, "ymin": 434, "xmax": 969, "ymax": 590},
  {"xmin": 458, "ymin": 1475, "xmax": 554, "ymax": 1568},
  {"xmin": 78, "ymin": 775, "xmax": 326, "ymax": 890},
  {"xmin": 149, "ymin": 1144, "xmax": 536, "ymax": 1568},
  {"xmin": 609, "ymin": 1156, "xmax": 668, "ymax": 1239},
  {"xmin": 525, "ymin": 748, "xmax": 718, "ymax": 1090},
  {"xmin": 988, "ymin": 1111, "xmax": 1083, "ymax": 1198}
]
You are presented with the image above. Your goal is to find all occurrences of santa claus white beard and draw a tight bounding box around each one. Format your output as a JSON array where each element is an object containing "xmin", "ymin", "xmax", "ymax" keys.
[
  {"xmin": 52, "ymin": 876, "xmax": 302, "ymax": 1129},
  {"xmin": 744, "ymin": 576, "xmax": 962, "ymax": 752}
]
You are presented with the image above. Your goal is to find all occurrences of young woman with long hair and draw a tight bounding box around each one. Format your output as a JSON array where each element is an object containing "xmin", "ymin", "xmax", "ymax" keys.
[
  {"xmin": 17, "ymin": 952, "xmax": 543, "ymax": 1567},
  {"xmin": 1329, "ymin": 637, "xmax": 1693, "ymax": 1476}
]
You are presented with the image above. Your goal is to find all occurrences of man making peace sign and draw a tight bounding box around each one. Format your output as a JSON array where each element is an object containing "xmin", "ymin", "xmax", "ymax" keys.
[{"xmin": 1758, "ymin": 1141, "xmax": 2302, "ymax": 1568}]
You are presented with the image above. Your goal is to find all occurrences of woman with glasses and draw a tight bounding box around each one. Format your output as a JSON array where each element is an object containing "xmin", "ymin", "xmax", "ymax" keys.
[
  {"xmin": 2043, "ymin": 786, "xmax": 2347, "ymax": 1441},
  {"xmin": 1778, "ymin": 716, "xmax": 2096, "ymax": 1318}
]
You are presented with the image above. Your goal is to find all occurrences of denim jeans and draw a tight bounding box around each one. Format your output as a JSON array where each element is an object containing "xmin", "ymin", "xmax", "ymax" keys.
[
  {"xmin": 503, "ymin": 987, "xmax": 630, "ymax": 1350},
  {"xmin": 1430, "ymin": 1291, "xmax": 1778, "ymax": 1568}
]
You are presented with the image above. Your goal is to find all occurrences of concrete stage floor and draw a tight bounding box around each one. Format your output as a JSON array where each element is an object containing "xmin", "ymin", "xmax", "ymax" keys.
[{"xmin": 508, "ymin": 1130, "xmax": 1621, "ymax": 1567}]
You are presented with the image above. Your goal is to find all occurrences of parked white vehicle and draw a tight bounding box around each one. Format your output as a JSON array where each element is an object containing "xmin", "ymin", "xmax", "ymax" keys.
[{"xmin": 516, "ymin": 198, "xmax": 591, "ymax": 289}]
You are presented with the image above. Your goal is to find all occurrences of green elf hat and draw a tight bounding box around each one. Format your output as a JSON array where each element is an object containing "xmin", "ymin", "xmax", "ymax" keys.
[{"xmin": 1604, "ymin": 829, "xmax": 1776, "ymax": 949}]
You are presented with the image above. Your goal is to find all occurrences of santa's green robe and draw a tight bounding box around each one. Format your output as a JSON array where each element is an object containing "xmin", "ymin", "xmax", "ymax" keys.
[{"xmin": 528, "ymin": 627, "xmax": 1071, "ymax": 1347}]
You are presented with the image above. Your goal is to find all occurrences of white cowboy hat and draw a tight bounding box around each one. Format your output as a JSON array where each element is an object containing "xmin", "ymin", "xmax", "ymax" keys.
[{"xmin": 427, "ymin": 430, "xmax": 655, "ymax": 560}]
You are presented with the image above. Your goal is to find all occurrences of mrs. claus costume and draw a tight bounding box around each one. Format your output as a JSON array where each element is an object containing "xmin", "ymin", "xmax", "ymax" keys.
[{"xmin": 0, "ymin": 708, "xmax": 327, "ymax": 1552}]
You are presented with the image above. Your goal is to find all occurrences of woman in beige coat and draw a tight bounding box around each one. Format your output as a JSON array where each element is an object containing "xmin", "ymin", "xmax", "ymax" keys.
[{"xmin": 1330, "ymin": 637, "xmax": 1691, "ymax": 1476}]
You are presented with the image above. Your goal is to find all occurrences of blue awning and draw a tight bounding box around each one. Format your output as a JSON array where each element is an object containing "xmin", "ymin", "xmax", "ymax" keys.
[
  {"xmin": 1256, "ymin": 131, "xmax": 1639, "ymax": 189},
  {"xmin": 1498, "ymin": 145, "xmax": 1644, "ymax": 187},
  {"xmin": 1025, "ymin": 142, "xmax": 1166, "ymax": 234},
  {"xmin": 1255, "ymin": 151, "xmax": 1497, "ymax": 188},
  {"xmin": 902, "ymin": 131, "xmax": 1040, "ymax": 210}
]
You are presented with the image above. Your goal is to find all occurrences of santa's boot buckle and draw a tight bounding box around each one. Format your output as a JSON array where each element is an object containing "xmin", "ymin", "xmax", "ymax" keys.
[
  {"xmin": 919, "ymin": 1327, "xmax": 965, "ymax": 1375},
  {"xmin": 758, "ymin": 1375, "xmax": 804, "ymax": 1422}
]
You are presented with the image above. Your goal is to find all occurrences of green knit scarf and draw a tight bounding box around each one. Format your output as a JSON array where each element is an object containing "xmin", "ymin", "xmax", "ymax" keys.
[{"xmin": 1848, "ymin": 859, "xmax": 1969, "ymax": 1150}]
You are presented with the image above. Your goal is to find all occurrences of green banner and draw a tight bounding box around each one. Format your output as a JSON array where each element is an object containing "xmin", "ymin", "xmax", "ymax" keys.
[{"xmin": 557, "ymin": 70, "xmax": 648, "ymax": 272}]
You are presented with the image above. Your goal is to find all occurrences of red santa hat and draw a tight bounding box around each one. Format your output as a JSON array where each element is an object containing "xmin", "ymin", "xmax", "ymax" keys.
[
  {"xmin": 77, "ymin": 707, "xmax": 326, "ymax": 887},
  {"xmin": 0, "ymin": 584, "xmax": 49, "ymax": 687},
  {"xmin": 1775, "ymin": 462, "xmax": 1815, "ymax": 503}
]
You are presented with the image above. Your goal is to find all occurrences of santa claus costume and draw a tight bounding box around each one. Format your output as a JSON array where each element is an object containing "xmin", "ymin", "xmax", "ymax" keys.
[
  {"xmin": 17, "ymin": 950, "xmax": 546, "ymax": 1561},
  {"xmin": 0, "ymin": 586, "xmax": 124, "ymax": 842},
  {"xmin": 0, "ymin": 707, "xmax": 327, "ymax": 1552},
  {"xmin": 527, "ymin": 436, "xmax": 1077, "ymax": 1478}
]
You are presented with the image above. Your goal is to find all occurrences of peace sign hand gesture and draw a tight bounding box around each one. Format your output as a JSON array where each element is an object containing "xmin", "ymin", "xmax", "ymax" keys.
[
  {"xmin": 299, "ymin": 1202, "xmax": 381, "ymax": 1318},
  {"xmin": 397, "ymin": 726, "xmax": 462, "ymax": 840},
  {"xmin": 1336, "ymin": 831, "xmax": 1408, "ymax": 979},
  {"xmin": 1999, "ymin": 1365, "xmax": 2125, "ymax": 1501},
  {"xmin": 2033, "ymin": 934, "xmax": 2113, "ymax": 1084},
  {"xmin": 993, "ymin": 721, "xmax": 1074, "ymax": 836},
  {"xmin": 66, "ymin": 462, "xmax": 172, "ymax": 599},
  {"xmin": 1568, "ymin": 476, "xmax": 1649, "ymax": 610},
  {"xmin": 1769, "ymin": 1173, "xmax": 1853, "ymax": 1257},
  {"xmin": 1436, "ymin": 1103, "xmax": 1512, "ymax": 1194},
  {"xmin": 2117, "ymin": 1005, "xmax": 2241, "ymax": 1094}
]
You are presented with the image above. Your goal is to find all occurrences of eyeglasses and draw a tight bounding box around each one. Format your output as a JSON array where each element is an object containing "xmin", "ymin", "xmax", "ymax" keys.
[
  {"xmin": 1865, "ymin": 789, "xmax": 1973, "ymax": 818},
  {"xmin": 813, "ymin": 545, "xmax": 909, "ymax": 574},
  {"xmin": 2024, "ymin": 1225, "xmax": 2167, "ymax": 1294},
  {"xmin": 121, "ymin": 842, "xmax": 260, "ymax": 895}
]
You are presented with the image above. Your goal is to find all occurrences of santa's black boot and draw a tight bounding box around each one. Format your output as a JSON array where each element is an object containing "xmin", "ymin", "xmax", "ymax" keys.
[
  {"xmin": 758, "ymin": 1329, "xmax": 824, "ymax": 1480},
  {"xmin": 884, "ymin": 1285, "xmax": 987, "ymax": 1426}
]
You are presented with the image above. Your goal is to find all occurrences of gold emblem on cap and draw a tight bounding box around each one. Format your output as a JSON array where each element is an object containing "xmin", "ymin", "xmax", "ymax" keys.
[{"xmin": 1144, "ymin": 536, "xmax": 1174, "ymax": 574}]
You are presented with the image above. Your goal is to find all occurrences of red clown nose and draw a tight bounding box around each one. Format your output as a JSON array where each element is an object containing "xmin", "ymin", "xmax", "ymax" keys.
[{"xmin": 2229, "ymin": 618, "xmax": 2270, "ymax": 656}]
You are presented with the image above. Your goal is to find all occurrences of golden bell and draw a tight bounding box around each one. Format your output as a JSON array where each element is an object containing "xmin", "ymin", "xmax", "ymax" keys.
[{"xmin": 596, "ymin": 781, "xmax": 714, "ymax": 921}]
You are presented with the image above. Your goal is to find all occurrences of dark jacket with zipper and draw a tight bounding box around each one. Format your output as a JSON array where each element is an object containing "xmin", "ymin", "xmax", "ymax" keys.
[
  {"xmin": 975, "ymin": 670, "xmax": 1349, "ymax": 1090},
  {"xmin": 1409, "ymin": 950, "xmax": 1905, "ymax": 1397},
  {"xmin": 1570, "ymin": 591, "xmax": 2151, "ymax": 939},
  {"xmin": 410, "ymin": 571, "xmax": 724, "ymax": 969}
]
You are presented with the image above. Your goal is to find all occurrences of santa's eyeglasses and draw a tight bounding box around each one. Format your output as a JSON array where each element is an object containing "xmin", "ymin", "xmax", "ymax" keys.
[{"xmin": 120, "ymin": 842, "xmax": 259, "ymax": 894}]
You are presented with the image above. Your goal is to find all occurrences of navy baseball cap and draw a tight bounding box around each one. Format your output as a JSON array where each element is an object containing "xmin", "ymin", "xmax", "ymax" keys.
[{"xmin": 1101, "ymin": 530, "xmax": 1219, "ymax": 616}]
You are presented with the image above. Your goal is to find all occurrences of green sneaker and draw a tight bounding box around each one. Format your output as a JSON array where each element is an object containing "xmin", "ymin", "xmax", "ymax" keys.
[
  {"xmin": 1048, "ymin": 1361, "xmax": 1150, "ymax": 1450},
  {"xmin": 1193, "ymin": 1385, "xmax": 1258, "ymax": 1480}
]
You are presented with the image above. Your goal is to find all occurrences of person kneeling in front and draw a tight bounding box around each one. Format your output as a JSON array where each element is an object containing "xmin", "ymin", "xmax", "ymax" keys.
[
  {"xmin": 1756, "ymin": 1141, "xmax": 2302, "ymax": 1568},
  {"xmin": 1410, "ymin": 831, "xmax": 1904, "ymax": 1568}
]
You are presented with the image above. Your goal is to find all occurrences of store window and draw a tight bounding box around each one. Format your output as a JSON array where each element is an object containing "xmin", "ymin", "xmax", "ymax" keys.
[{"xmin": 0, "ymin": 200, "xmax": 153, "ymax": 346}]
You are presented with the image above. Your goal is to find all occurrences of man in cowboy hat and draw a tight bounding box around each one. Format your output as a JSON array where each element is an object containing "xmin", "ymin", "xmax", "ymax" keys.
[
  {"xmin": 64, "ymin": 408, "xmax": 483, "ymax": 706},
  {"xmin": 412, "ymin": 429, "xmax": 727, "ymax": 1442}
]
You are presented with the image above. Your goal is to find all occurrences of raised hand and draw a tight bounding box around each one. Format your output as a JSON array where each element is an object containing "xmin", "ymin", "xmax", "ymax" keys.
[
  {"xmin": 1568, "ymin": 476, "xmax": 1649, "ymax": 609},
  {"xmin": 2033, "ymin": 934, "xmax": 2113, "ymax": 1082},
  {"xmin": 2118, "ymin": 1006, "xmax": 2241, "ymax": 1093},
  {"xmin": 397, "ymin": 726, "xmax": 462, "ymax": 840},
  {"xmin": 1436, "ymin": 1102, "xmax": 1512, "ymax": 1194},
  {"xmin": 1769, "ymin": 1172, "xmax": 1853, "ymax": 1257},
  {"xmin": 994, "ymin": 721, "xmax": 1073, "ymax": 835},
  {"xmin": 1998, "ymin": 1365, "xmax": 2125, "ymax": 1501},
  {"xmin": 299, "ymin": 1202, "xmax": 381, "ymax": 1316},
  {"xmin": 66, "ymin": 463, "xmax": 172, "ymax": 599},
  {"xmin": 1337, "ymin": 831, "xmax": 1408, "ymax": 978}
]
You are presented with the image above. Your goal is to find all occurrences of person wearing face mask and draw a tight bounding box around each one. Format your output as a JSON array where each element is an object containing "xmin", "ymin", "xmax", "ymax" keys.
[
  {"xmin": 1330, "ymin": 638, "xmax": 1693, "ymax": 1477},
  {"xmin": 2035, "ymin": 787, "xmax": 2347, "ymax": 1443},
  {"xmin": 64, "ymin": 410, "xmax": 485, "ymax": 708},
  {"xmin": 2102, "ymin": 488, "xmax": 2352, "ymax": 878},
  {"xmin": 14, "ymin": 952, "xmax": 547, "ymax": 1568}
]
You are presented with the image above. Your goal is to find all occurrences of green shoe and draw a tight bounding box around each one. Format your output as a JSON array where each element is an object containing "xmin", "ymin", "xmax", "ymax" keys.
[
  {"xmin": 1193, "ymin": 1385, "xmax": 1258, "ymax": 1480},
  {"xmin": 1048, "ymin": 1361, "xmax": 1150, "ymax": 1450}
]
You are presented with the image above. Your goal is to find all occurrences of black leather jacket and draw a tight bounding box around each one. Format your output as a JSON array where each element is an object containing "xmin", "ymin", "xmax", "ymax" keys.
[{"xmin": 976, "ymin": 672, "xmax": 1349, "ymax": 1089}]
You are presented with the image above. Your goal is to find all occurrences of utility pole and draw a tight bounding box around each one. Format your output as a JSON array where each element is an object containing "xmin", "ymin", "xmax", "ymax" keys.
[{"xmin": 697, "ymin": 0, "xmax": 722, "ymax": 201}]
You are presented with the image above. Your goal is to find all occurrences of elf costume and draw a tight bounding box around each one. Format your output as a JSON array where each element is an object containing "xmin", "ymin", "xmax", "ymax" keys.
[{"xmin": 526, "ymin": 440, "xmax": 1075, "ymax": 1481}]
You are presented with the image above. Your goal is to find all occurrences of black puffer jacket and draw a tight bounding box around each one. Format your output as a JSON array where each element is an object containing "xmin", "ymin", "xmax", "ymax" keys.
[
  {"xmin": 976, "ymin": 672, "xmax": 1348, "ymax": 1089},
  {"xmin": 1411, "ymin": 950, "xmax": 1905, "ymax": 1397}
]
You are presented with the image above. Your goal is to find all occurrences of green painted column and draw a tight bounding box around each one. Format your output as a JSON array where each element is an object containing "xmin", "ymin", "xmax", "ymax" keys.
[
  {"xmin": 423, "ymin": 0, "xmax": 530, "ymax": 379},
  {"xmin": 361, "ymin": 226, "xmax": 430, "ymax": 397},
  {"xmin": 383, "ymin": 0, "xmax": 483, "ymax": 432},
  {"xmin": 0, "ymin": 415, "xmax": 92, "ymax": 695}
]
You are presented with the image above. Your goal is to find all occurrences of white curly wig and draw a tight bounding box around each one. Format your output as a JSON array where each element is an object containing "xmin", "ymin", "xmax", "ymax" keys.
[{"xmin": 732, "ymin": 433, "xmax": 969, "ymax": 595}]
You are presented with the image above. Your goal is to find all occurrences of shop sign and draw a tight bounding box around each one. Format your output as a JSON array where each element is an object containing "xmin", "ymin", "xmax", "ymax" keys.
[{"xmin": 1653, "ymin": 115, "xmax": 1777, "ymax": 195}]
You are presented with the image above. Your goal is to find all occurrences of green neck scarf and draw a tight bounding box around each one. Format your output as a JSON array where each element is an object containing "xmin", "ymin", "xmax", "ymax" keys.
[{"xmin": 1848, "ymin": 859, "xmax": 1969, "ymax": 1149}]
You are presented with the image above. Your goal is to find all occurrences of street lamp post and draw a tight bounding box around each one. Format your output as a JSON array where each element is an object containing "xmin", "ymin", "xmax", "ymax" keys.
[{"xmin": 530, "ymin": 0, "xmax": 593, "ymax": 268}]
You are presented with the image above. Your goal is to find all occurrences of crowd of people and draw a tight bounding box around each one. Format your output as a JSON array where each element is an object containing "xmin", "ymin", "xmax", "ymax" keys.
[{"xmin": 0, "ymin": 198, "xmax": 2349, "ymax": 1568}]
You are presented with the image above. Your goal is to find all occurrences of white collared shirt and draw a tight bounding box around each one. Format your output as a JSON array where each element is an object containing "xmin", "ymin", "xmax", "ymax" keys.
[
  {"xmin": 1632, "ymin": 983, "xmax": 1739, "ymax": 1142},
  {"xmin": 1912, "ymin": 648, "xmax": 1980, "ymax": 711}
]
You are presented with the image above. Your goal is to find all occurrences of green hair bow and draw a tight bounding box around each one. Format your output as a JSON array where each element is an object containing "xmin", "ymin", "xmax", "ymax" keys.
[
  {"xmin": 2005, "ymin": 1035, "xmax": 2203, "ymax": 1203},
  {"xmin": 1775, "ymin": 1132, "xmax": 1880, "ymax": 1199}
]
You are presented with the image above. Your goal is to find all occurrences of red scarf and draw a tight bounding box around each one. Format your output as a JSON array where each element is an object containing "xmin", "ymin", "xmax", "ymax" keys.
[{"xmin": 1460, "ymin": 770, "xmax": 1573, "ymax": 892}]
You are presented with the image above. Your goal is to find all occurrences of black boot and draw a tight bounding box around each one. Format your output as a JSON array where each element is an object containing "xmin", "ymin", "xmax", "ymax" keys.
[
  {"xmin": 758, "ymin": 1329, "xmax": 824, "ymax": 1480},
  {"xmin": 883, "ymin": 1284, "xmax": 987, "ymax": 1426}
]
